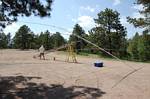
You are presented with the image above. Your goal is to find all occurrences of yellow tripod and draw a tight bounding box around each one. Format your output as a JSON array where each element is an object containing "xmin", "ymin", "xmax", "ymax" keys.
[{"xmin": 66, "ymin": 43, "xmax": 77, "ymax": 63}]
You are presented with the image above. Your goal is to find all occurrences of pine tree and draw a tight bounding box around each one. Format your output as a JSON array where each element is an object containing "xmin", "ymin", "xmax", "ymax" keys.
[
  {"xmin": 0, "ymin": 0, "xmax": 53, "ymax": 30},
  {"xmin": 127, "ymin": 32, "xmax": 150, "ymax": 61},
  {"xmin": 89, "ymin": 8, "xmax": 127, "ymax": 56},
  {"xmin": 13, "ymin": 25, "xmax": 33, "ymax": 49},
  {"xmin": 127, "ymin": 0, "xmax": 150, "ymax": 32},
  {"xmin": 38, "ymin": 30, "xmax": 52, "ymax": 50},
  {"xmin": 6, "ymin": 33, "xmax": 12, "ymax": 48},
  {"xmin": 51, "ymin": 32, "xmax": 66, "ymax": 48},
  {"xmin": 0, "ymin": 32, "xmax": 7, "ymax": 48},
  {"xmin": 69, "ymin": 24, "xmax": 86, "ymax": 52},
  {"xmin": 127, "ymin": 33, "xmax": 140, "ymax": 60},
  {"xmin": 137, "ymin": 32, "xmax": 150, "ymax": 61}
]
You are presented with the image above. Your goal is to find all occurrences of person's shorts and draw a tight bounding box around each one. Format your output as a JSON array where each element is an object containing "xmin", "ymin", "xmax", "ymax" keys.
[{"xmin": 40, "ymin": 53, "xmax": 44, "ymax": 56}]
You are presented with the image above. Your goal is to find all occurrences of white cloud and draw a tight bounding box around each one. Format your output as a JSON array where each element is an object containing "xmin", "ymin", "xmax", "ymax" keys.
[
  {"xmin": 80, "ymin": 6, "xmax": 95, "ymax": 13},
  {"xmin": 132, "ymin": 4, "xmax": 144, "ymax": 11},
  {"xmin": 113, "ymin": 0, "xmax": 121, "ymax": 6},
  {"xmin": 72, "ymin": 16, "xmax": 95, "ymax": 31},
  {"xmin": 132, "ymin": 12, "xmax": 144, "ymax": 19},
  {"xmin": 67, "ymin": 28, "xmax": 73, "ymax": 32},
  {"xmin": 71, "ymin": 18, "xmax": 77, "ymax": 23},
  {"xmin": 131, "ymin": 4, "xmax": 145, "ymax": 19},
  {"xmin": 4, "ymin": 23, "xmax": 20, "ymax": 36}
]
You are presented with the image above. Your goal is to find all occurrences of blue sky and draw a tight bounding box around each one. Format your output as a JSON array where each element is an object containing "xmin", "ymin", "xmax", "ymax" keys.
[{"xmin": 4, "ymin": 0, "xmax": 144, "ymax": 39}]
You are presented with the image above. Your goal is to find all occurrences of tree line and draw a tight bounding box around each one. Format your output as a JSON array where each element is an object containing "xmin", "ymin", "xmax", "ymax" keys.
[
  {"xmin": 0, "ymin": 25, "xmax": 66, "ymax": 50},
  {"xmin": 68, "ymin": 8, "xmax": 149, "ymax": 61},
  {"xmin": 68, "ymin": 0, "xmax": 150, "ymax": 61},
  {"xmin": 128, "ymin": 32, "xmax": 150, "ymax": 61},
  {"xmin": 0, "ymin": 0, "xmax": 149, "ymax": 62},
  {"xmin": 1, "ymin": 8, "xmax": 149, "ymax": 61}
]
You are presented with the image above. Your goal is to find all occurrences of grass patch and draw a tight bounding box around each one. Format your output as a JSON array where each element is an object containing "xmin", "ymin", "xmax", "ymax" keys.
[{"xmin": 78, "ymin": 52, "xmax": 89, "ymax": 56}]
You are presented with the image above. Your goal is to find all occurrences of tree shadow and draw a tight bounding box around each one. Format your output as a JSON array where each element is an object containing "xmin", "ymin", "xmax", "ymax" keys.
[{"xmin": 0, "ymin": 76, "xmax": 106, "ymax": 99}]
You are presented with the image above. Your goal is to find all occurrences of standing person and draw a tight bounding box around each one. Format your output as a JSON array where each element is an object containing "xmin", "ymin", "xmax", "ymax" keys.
[{"xmin": 39, "ymin": 45, "xmax": 45, "ymax": 60}]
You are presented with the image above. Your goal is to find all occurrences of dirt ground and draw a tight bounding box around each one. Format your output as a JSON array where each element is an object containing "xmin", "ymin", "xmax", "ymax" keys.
[{"xmin": 0, "ymin": 49, "xmax": 150, "ymax": 99}]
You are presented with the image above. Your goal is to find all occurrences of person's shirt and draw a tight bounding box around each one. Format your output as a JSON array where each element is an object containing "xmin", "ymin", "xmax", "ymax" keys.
[{"xmin": 39, "ymin": 46, "xmax": 45, "ymax": 53}]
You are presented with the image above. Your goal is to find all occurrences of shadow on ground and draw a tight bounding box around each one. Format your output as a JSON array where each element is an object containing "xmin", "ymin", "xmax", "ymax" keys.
[{"xmin": 0, "ymin": 75, "xmax": 105, "ymax": 99}]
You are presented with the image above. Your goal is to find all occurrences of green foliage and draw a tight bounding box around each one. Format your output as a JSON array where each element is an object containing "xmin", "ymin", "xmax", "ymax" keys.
[
  {"xmin": 0, "ymin": 0, "xmax": 53, "ymax": 30},
  {"xmin": 11, "ymin": 25, "xmax": 66, "ymax": 50},
  {"xmin": 138, "ymin": 32, "xmax": 150, "ymax": 61},
  {"xmin": 127, "ymin": 0, "xmax": 150, "ymax": 32},
  {"xmin": 13, "ymin": 25, "xmax": 34, "ymax": 49},
  {"xmin": 6, "ymin": 33, "xmax": 12, "ymax": 48},
  {"xmin": 89, "ymin": 8, "xmax": 127, "ymax": 57},
  {"xmin": 69, "ymin": 24, "xmax": 87, "ymax": 52},
  {"xmin": 51, "ymin": 32, "xmax": 66, "ymax": 48},
  {"xmin": 137, "ymin": 0, "xmax": 150, "ymax": 14},
  {"xmin": 127, "ymin": 17, "xmax": 146, "ymax": 28},
  {"xmin": 78, "ymin": 52, "xmax": 89, "ymax": 56},
  {"xmin": 127, "ymin": 0, "xmax": 150, "ymax": 62},
  {"xmin": 0, "ymin": 32, "xmax": 12, "ymax": 48},
  {"xmin": 127, "ymin": 33, "xmax": 140, "ymax": 60},
  {"xmin": 127, "ymin": 32, "xmax": 150, "ymax": 61},
  {"xmin": 88, "ymin": 27, "xmax": 108, "ymax": 48},
  {"xmin": 36, "ymin": 31, "xmax": 66, "ymax": 50},
  {"xmin": 38, "ymin": 31, "xmax": 52, "ymax": 50},
  {"xmin": 0, "ymin": 32, "xmax": 7, "ymax": 48}
]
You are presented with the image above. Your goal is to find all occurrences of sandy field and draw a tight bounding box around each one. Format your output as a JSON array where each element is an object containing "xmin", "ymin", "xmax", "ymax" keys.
[{"xmin": 0, "ymin": 49, "xmax": 150, "ymax": 99}]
